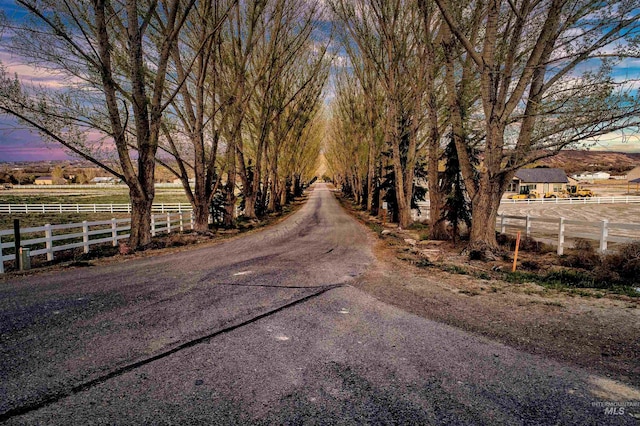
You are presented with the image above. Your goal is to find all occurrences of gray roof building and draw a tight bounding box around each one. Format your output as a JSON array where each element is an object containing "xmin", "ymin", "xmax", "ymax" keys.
[{"xmin": 514, "ymin": 168, "xmax": 568, "ymax": 183}]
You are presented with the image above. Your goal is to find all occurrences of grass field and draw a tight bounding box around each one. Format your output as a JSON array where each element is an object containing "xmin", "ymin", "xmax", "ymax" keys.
[
  {"xmin": 0, "ymin": 187, "xmax": 190, "ymax": 230},
  {"xmin": 0, "ymin": 188, "xmax": 189, "ymax": 205}
]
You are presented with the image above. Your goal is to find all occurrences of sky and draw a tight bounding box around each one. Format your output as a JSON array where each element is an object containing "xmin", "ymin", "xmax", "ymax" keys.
[{"xmin": 1, "ymin": 1, "xmax": 640, "ymax": 162}]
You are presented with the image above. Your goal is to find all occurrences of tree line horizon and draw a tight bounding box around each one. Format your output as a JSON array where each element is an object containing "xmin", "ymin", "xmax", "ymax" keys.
[
  {"xmin": 325, "ymin": 0, "xmax": 640, "ymax": 252},
  {"xmin": 1, "ymin": 0, "xmax": 640, "ymax": 252}
]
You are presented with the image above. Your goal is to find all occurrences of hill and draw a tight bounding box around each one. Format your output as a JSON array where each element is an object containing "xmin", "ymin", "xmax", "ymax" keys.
[{"xmin": 534, "ymin": 150, "xmax": 640, "ymax": 174}]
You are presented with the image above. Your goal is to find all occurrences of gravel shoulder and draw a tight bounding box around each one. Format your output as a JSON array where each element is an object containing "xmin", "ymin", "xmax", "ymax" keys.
[{"xmin": 344, "ymin": 202, "xmax": 640, "ymax": 387}]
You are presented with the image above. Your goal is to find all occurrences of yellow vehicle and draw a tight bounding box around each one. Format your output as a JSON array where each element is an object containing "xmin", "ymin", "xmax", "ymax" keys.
[
  {"xmin": 508, "ymin": 189, "xmax": 542, "ymax": 199},
  {"xmin": 544, "ymin": 191, "xmax": 568, "ymax": 199},
  {"xmin": 565, "ymin": 185, "xmax": 594, "ymax": 197},
  {"xmin": 508, "ymin": 193, "xmax": 529, "ymax": 200}
]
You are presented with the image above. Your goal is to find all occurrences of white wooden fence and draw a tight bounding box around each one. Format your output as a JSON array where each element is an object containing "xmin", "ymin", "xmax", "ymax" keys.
[
  {"xmin": 499, "ymin": 195, "xmax": 640, "ymax": 205},
  {"xmin": 0, "ymin": 212, "xmax": 195, "ymax": 273},
  {"xmin": 496, "ymin": 213, "xmax": 640, "ymax": 255},
  {"xmin": 415, "ymin": 196, "xmax": 640, "ymax": 212},
  {"xmin": 0, "ymin": 203, "xmax": 193, "ymax": 214}
]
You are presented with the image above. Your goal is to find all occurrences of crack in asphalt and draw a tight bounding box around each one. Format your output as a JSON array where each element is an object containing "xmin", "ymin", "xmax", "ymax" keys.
[
  {"xmin": 0, "ymin": 283, "xmax": 345, "ymax": 422},
  {"xmin": 214, "ymin": 283, "xmax": 336, "ymax": 289}
]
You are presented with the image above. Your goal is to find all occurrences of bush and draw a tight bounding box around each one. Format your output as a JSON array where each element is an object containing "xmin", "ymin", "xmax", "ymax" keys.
[
  {"xmin": 496, "ymin": 232, "xmax": 515, "ymax": 248},
  {"xmin": 574, "ymin": 238, "xmax": 595, "ymax": 252},
  {"xmin": 597, "ymin": 241, "xmax": 640, "ymax": 285},
  {"xmin": 560, "ymin": 238, "xmax": 601, "ymax": 270},
  {"xmin": 519, "ymin": 236, "xmax": 542, "ymax": 252},
  {"xmin": 496, "ymin": 233, "xmax": 548, "ymax": 253},
  {"xmin": 521, "ymin": 260, "xmax": 540, "ymax": 271}
]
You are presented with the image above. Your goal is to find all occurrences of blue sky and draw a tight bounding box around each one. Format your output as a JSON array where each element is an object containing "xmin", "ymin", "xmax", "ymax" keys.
[{"xmin": 1, "ymin": 0, "xmax": 640, "ymax": 162}]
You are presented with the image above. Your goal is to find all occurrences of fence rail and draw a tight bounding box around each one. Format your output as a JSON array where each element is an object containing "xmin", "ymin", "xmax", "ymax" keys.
[
  {"xmin": 0, "ymin": 212, "xmax": 195, "ymax": 273},
  {"xmin": 499, "ymin": 195, "xmax": 640, "ymax": 205},
  {"xmin": 496, "ymin": 213, "xmax": 640, "ymax": 255},
  {"xmin": 5, "ymin": 183, "xmax": 186, "ymax": 189},
  {"xmin": 0, "ymin": 203, "xmax": 193, "ymax": 214},
  {"xmin": 415, "ymin": 195, "xmax": 640, "ymax": 210}
]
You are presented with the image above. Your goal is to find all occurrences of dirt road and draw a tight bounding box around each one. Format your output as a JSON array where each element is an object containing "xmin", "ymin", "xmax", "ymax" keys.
[{"xmin": 1, "ymin": 184, "xmax": 638, "ymax": 424}]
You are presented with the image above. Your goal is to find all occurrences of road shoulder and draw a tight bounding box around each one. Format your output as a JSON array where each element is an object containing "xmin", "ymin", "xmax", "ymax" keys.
[{"xmin": 346, "ymin": 209, "xmax": 640, "ymax": 387}]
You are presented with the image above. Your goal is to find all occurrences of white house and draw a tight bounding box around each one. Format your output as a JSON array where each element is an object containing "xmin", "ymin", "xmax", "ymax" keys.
[
  {"xmin": 91, "ymin": 176, "xmax": 120, "ymax": 185},
  {"xmin": 571, "ymin": 171, "xmax": 611, "ymax": 181}
]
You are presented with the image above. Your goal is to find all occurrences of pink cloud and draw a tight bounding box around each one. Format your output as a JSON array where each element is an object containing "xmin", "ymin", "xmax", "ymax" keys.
[{"xmin": 0, "ymin": 117, "xmax": 74, "ymax": 161}]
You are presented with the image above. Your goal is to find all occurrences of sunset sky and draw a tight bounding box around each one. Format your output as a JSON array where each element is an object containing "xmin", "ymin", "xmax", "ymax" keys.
[{"xmin": 1, "ymin": 0, "xmax": 640, "ymax": 161}]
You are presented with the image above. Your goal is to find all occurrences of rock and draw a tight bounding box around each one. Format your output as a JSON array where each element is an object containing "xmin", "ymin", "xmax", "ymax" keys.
[
  {"xmin": 417, "ymin": 239, "xmax": 447, "ymax": 246},
  {"xmin": 118, "ymin": 242, "xmax": 131, "ymax": 255},
  {"xmin": 418, "ymin": 249, "xmax": 443, "ymax": 262},
  {"xmin": 381, "ymin": 230, "xmax": 391, "ymax": 235},
  {"xmin": 404, "ymin": 238, "xmax": 417, "ymax": 246}
]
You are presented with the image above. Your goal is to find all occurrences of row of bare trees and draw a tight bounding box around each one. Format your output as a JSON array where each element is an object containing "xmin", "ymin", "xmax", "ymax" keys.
[
  {"xmin": 326, "ymin": 0, "xmax": 640, "ymax": 251},
  {"xmin": 0, "ymin": 0, "xmax": 328, "ymax": 248}
]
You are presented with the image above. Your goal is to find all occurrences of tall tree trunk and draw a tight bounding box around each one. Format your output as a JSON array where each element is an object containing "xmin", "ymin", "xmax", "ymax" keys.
[
  {"xmin": 267, "ymin": 171, "xmax": 278, "ymax": 212},
  {"xmin": 244, "ymin": 193, "xmax": 257, "ymax": 219},
  {"xmin": 129, "ymin": 191, "xmax": 153, "ymax": 247},
  {"xmin": 223, "ymin": 142, "xmax": 237, "ymax": 227},
  {"xmin": 428, "ymin": 131, "xmax": 448, "ymax": 239},
  {"xmin": 468, "ymin": 177, "xmax": 503, "ymax": 247},
  {"xmin": 279, "ymin": 177, "xmax": 287, "ymax": 207},
  {"xmin": 192, "ymin": 197, "xmax": 211, "ymax": 233},
  {"xmin": 366, "ymin": 119, "xmax": 376, "ymax": 211}
]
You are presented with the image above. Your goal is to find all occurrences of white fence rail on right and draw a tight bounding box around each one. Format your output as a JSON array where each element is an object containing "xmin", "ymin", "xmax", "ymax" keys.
[
  {"xmin": 496, "ymin": 213, "xmax": 640, "ymax": 255},
  {"xmin": 500, "ymin": 195, "xmax": 640, "ymax": 205}
]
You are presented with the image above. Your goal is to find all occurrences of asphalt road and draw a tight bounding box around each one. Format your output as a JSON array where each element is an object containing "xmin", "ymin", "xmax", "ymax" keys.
[{"xmin": 1, "ymin": 184, "xmax": 638, "ymax": 425}]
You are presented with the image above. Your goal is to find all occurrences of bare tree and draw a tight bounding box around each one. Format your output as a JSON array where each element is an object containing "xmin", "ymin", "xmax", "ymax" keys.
[
  {"xmin": 329, "ymin": 0, "xmax": 430, "ymax": 228},
  {"xmin": 158, "ymin": 0, "xmax": 237, "ymax": 232},
  {"xmin": 0, "ymin": 0, "xmax": 196, "ymax": 248},
  {"xmin": 435, "ymin": 0, "xmax": 640, "ymax": 251},
  {"xmin": 326, "ymin": 69, "xmax": 370, "ymax": 204}
]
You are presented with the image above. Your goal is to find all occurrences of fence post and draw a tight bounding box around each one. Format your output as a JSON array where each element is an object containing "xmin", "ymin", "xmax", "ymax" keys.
[
  {"xmin": 599, "ymin": 219, "xmax": 608, "ymax": 253},
  {"xmin": 44, "ymin": 224, "xmax": 53, "ymax": 261},
  {"xmin": 167, "ymin": 212, "xmax": 171, "ymax": 233},
  {"xmin": 77, "ymin": 204, "xmax": 79, "ymax": 213},
  {"xmin": 25, "ymin": 204, "xmax": 28, "ymax": 214},
  {"xmin": 110, "ymin": 204, "xmax": 113, "ymax": 213},
  {"xmin": 525, "ymin": 214, "xmax": 531, "ymax": 237},
  {"xmin": 0, "ymin": 234, "xmax": 4, "ymax": 274},
  {"xmin": 500, "ymin": 213, "xmax": 506, "ymax": 234},
  {"xmin": 111, "ymin": 218, "xmax": 118, "ymax": 246},
  {"xmin": 82, "ymin": 221, "xmax": 90, "ymax": 254},
  {"xmin": 557, "ymin": 217, "xmax": 565, "ymax": 256},
  {"xmin": 59, "ymin": 203, "xmax": 62, "ymax": 213},
  {"xmin": 14, "ymin": 219, "xmax": 21, "ymax": 270},
  {"xmin": 179, "ymin": 212, "xmax": 184, "ymax": 232},
  {"xmin": 190, "ymin": 211, "xmax": 194, "ymax": 230},
  {"xmin": 162, "ymin": 203, "xmax": 165, "ymax": 213},
  {"xmin": 151, "ymin": 215, "xmax": 156, "ymax": 237}
]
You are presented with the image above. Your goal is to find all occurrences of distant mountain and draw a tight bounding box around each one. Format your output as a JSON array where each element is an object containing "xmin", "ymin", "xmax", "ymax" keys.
[{"xmin": 534, "ymin": 150, "xmax": 640, "ymax": 174}]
